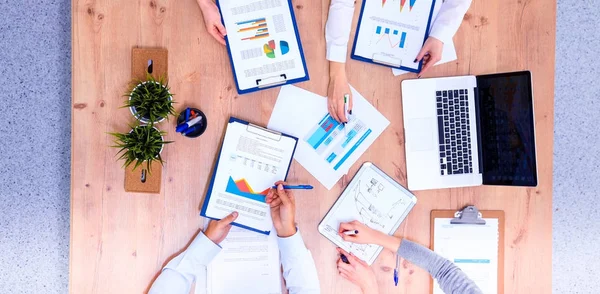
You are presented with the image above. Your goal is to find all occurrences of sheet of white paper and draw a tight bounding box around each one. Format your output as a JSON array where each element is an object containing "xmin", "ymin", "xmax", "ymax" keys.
[
  {"xmin": 319, "ymin": 164, "xmax": 416, "ymax": 265},
  {"xmin": 203, "ymin": 121, "xmax": 296, "ymax": 233},
  {"xmin": 353, "ymin": 0, "xmax": 435, "ymax": 71},
  {"xmin": 206, "ymin": 226, "xmax": 281, "ymax": 294},
  {"xmin": 267, "ymin": 86, "xmax": 390, "ymax": 190},
  {"xmin": 433, "ymin": 218, "xmax": 499, "ymax": 294},
  {"xmin": 392, "ymin": 41, "xmax": 457, "ymax": 76},
  {"xmin": 220, "ymin": 0, "xmax": 307, "ymax": 91}
]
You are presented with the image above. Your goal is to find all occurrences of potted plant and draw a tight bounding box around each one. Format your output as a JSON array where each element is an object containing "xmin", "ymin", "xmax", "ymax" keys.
[
  {"xmin": 110, "ymin": 124, "xmax": 172, "ymax": 172},
  {"xmin": 125, "ymin": 75, "xmax": 176, "ymax": 124}
]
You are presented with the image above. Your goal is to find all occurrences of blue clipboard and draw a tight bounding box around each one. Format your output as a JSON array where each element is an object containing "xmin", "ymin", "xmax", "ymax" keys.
[
  {"xmin": 350, "ymin": 0, "xmax": 437, "ymax": 73},
  {"xmin": 200, "ymin": 117, "xmax": 298, "ymax": 235},
  {"xmin": 215, "ymin": 0, "xmax": 310, "ymax": 94}
]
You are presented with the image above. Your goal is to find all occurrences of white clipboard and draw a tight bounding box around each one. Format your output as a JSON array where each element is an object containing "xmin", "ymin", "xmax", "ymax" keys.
[{"xmin": 318, "ymin": 162, "xmax": 417, "ymax": 265}]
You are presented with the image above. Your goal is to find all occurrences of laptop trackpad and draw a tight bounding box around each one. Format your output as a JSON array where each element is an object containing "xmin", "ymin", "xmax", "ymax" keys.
[{"xmin": 408, "ymin": 118, "xmax": 434, "ymax": 151}]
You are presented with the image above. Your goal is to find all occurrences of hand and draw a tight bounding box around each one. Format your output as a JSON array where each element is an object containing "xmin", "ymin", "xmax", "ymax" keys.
[
  {"xmin": 265, "ymin": 181, "xmax": 297, "ymax": 237},
  {"xmin": 197, "ymin": 0, "xmax": 227, "ymax": 45},
  {"xmin": 336, "ymin": 248, "xmax": 379, "ymax": 294},
  {"xmin": 339, "ymin": 221, "xmax": 402, "ymax": 252},
  {"xmin": 327, "ymin": 62, "xmax": 353, "ymax": 123},
  {"xmin": 204, "ymin": 211, "xmax": 238, "ymax": 244},
  {"xmin": 414, "ymin": 36, "xmax": 444, "ymax": 78}
]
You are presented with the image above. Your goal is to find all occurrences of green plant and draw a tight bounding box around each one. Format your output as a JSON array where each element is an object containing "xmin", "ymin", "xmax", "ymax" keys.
[
  {"xmin": 124, "ymin": 75, "xmax": 175, "ymax": 123},
  {"xmin": 110, "ymin": 125, "xmax": 172, "ymax": 172}
]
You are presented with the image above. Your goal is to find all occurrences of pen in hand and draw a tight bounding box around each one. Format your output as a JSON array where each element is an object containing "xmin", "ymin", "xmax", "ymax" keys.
[{"xmin": 271, "ymin": 184, "xmax": 314, "ymax": 190}]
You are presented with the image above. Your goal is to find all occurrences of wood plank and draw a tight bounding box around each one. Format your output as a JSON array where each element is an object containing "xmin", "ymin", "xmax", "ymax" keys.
[{"xmin": 71, "ymin": 0, "xmax": 555, "ymax": 293}]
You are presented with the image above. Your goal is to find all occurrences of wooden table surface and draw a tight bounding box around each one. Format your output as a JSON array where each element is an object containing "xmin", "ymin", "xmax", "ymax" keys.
[{"xmin": 71, "ymin": 0, "xmax": 555, "ymax": 293}]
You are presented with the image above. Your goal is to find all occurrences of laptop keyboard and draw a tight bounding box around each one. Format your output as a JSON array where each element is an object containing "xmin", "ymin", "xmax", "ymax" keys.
[{"xmin": 436, "ymin": 89, "xmax": 474, "ymax": 176}]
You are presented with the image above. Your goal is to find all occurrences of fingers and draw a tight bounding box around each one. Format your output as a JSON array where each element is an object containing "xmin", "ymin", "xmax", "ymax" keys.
[
  {"xmin": 414, "ymin": 44, "xmax": 429, "ymax": 63},
  {"xmin": 216, "ymin": 23, "xmax": 227, "ymax": 37},
  {"xmin": 338, "ymin": 222, "xmax": 358, "ymax": 234},
  {"xmin": 218, "ymin": 211, "xmax": 238, "ymax": 227},
  {"xmin": 336, "ymin": 247, "xmax": 351, "ymax": 257},
  {"xmin": 209, "ymin": 27, "xmax": 226, "ymax": 46},
  {"xmin": 418, "ymin": 54, "xmax": 440, "ymax": 78},
  {"xmin": 276, "ymin": 184, "xmax": 292, "ymax": 206},
  {"xmin": 328, "ymin": 99, "xmax": 341, "ymax": 123},
  {"xmin": 337, "ymin": 99, "xmax": 348, "ymax": 123},
  {"xmin": 348, "ymin": 93, "xmax": 353, "ymax": 114},
  {"xmin": 337, "ymin": 258, "xmax": 355, "ymax": 271}
]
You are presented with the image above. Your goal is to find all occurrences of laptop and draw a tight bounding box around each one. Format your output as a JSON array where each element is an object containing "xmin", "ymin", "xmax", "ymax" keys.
[{"xmin": 401, "ymin": 71, "xmax": 538, "ymax": 191}]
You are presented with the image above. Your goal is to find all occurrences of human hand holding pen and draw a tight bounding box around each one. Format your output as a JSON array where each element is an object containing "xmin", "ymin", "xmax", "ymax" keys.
[
  {"xmin": 336, "ymin": 247, "xmax": 379, "ymax": 294},
  {"xmin": 327, "ymin": 62, "xmax": 353, "ymax": 123},
  {"xmin": 266, "ymin": 181, "xmax": 297, "ymax": 238},
  {"xmin": 339, "ymin": 221, "xmax": 402, "ymax": 252}
]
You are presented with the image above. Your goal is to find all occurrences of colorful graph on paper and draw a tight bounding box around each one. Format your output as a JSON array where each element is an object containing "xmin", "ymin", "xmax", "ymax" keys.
[
  {"xmin": 225, "ymin": 177, "xmax": 269, "ymax": 202},
  {"xmin": 236, "ymin": 18, "xmax": 269, "ymax": 41},
  {"xmin": 382, "ymin": 0, "xmax": 418, "ymax": 11},
  {"xmin": 374, "ymin": 26, "xmax": 407, "ymax": 48},
  {"xmin": 263, "ymin": 40, "xmax": 290, "ymax": 58}
]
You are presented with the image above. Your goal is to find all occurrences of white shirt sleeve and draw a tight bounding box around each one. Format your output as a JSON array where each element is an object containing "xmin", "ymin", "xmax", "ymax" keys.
[
  {"xmin": 278, "ymin": 230, "xmax": 320, "ymax": 294},
  {"xmin": 148, "ymin": 232, "xmax": 221, "ymax": 294},
  {"xmin": 325, "ymin": 0, "xmax": 356, "ymax": 63},
  {"xmin": 429, "ymin": 0, "xmax": 473, "ymax": 44}
]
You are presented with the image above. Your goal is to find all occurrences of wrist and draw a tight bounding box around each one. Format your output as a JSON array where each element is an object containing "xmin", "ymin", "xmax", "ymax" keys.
[
  {"xmin": 277, "ymin": 226, "xmax": 297, "ymax": 238},
  {"xmin": 197, "ymin": 0, "xmax": 212, "ymax": 9},
  {"xmin": 329, "ymin": 62, "xmax": 346, "ymax": 78},
  {"xmin": 380, "ymin": 233, "xmax": 402, "ymax": 252}
]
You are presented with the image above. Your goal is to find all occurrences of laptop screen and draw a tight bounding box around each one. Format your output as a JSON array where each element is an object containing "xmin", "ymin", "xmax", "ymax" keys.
[{"xmin": 476, "ymin": 71, "xmax": 537, "ymax": 186}]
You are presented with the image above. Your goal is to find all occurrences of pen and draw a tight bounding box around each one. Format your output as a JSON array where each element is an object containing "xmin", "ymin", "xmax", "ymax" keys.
[
  {"xmin": 271, "ymin": 185, "xmax": 314, "ymax": 190},
  {"xmin": 343, "ymin": 230, "xmax": 359, "ymax": 235},
  {"xmin": 176, "ymin": 116, "xmax": 203, "ymax": 133},
  {"xmin": 343, "ymin": 94, "xmax": 350, "ymax": 124},
  {"xmin": 394, "ymin": 254, "xmax": 399, "ymax": 286}
]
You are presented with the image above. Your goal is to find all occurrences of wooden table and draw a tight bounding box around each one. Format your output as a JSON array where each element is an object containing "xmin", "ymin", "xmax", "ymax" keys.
[{"xmin": 71, "ymin": 0, "xmax": 555, "ymax": 293}]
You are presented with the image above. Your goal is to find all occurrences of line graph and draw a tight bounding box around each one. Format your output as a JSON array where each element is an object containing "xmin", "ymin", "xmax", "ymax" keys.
[{"xmin": 373, "ymin": 26, "xmax": 407, "ymax": 48}]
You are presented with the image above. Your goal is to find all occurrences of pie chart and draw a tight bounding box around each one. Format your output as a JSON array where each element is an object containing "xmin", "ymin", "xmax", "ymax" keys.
[{"xmin": 263, "ymin": 40, "xmax": 290, "ymax": 59}]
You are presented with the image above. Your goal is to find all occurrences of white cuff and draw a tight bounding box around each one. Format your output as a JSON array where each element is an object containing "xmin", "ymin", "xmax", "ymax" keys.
[
  {"xmin": 428, "ymin": 26, "xmax": 452, "ymax": 45},
  {"xmin": 164, "ymin": 232, "xmax": 221, "ymax": 274},
  {"xmin": 277, "ymin": 229, "xmax": 307, "ymax": 256},
  {"xmin": 326, "ymin": 43, "xmax": 348, "ymax": 63}
]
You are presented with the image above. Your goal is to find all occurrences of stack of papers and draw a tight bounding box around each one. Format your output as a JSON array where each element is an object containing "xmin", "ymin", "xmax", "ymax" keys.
[{"xmin": 268, "ymin": 85, "xmax": 390, "ymax": 189}]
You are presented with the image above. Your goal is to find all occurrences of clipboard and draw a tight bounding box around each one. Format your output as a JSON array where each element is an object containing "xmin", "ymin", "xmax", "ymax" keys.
[
  {"xmin": 350, "ymin": 0, "xmax": 437, "ymax": 73},
  {"xmin": 216, "ymin": 0, "xmax": 309, "ymax": 94},
  {"xmin": 201, "ymin": 117, "xmax": 298, "ymax": 235},
  {"xmin": 431, "ymin": 206, "xmax": 505, "ymax": 294},
  {"xmin": 318, "ymin": 162, "xmax": 417, "ymax": 265}
]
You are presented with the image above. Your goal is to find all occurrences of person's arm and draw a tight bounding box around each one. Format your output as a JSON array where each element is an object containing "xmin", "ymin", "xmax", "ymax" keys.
[
  {"xmin": 266, "ymin": 183, "xmax": 321, "ymax": 294},
  {"xmin": 278, "ymin": 230, "xmax": 321, "ymax": 294},
  {"xmin": 325, "ymin": 0, "xmax": 355, "ymax": 123},
  {"xmin": 429, "ymin": 0, "xmax": 473, "ymax": 45},
  {"xmin": 149, "ymin": 212, "xmax": 239, "ymax": 294},
  {"xmin": 397, "ymin": 238, "xmax": 483, "ymax": 294},
  {"xmin": 196, "ymin": 0, "xmax": 227, "ymax": 45}
]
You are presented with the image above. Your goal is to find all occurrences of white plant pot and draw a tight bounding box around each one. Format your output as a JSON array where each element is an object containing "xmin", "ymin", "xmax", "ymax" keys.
[
  {"xmin": 129, "ymin": 126, "xmax": 165, "ymax": 161},
  {"xmin": 128, "ymin": 81, "xmax": 172, "ymax": 124}
]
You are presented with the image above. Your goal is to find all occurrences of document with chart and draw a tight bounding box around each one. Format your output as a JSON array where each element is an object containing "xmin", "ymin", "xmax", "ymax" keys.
[
  {"xmin": 267, "ymin": 85, "xmax": 390, "ymax": 190},
  {"xmin": 218, "ymin": 0, "xmax": 309, "ymax": 93},
  {"xmin": 318, "ymin": 163, "xmax": 417, "ymax": 265},
  {"xmin": 201, "ymin": 117, "xmax": 297, "ymax": 235},
  {"xmin": 351, "ymin": 0, "xmax": 436, "ymax": 72}
]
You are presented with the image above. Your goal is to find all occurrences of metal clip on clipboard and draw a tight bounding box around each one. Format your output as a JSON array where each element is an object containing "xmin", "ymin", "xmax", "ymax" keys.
[
  {"xmin": 246, "ymin": 123, "xmax": 282, "ymax": 142},
  {"xmin": 450, "ymin": 205, "xmax": 486, "ymax": 225},
  {"xmin": 256, "ymin": 74, "xmax": 288, "ymax": 88}
]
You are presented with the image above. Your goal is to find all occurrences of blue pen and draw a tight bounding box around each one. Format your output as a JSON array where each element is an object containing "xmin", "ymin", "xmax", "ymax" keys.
[
  {"xmin": 271, "ymin": 185, "xmax": 314, "ymax": 190},
  {"xmin": 394, "ymin": 255, "xmax": 399, "ymax": 286}
]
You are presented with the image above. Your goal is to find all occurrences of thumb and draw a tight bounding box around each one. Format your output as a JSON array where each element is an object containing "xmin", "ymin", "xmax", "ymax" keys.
[
  {"xmin": 414, "ymin": 45, "xmax": 428, "ymax": 63},
  {"xmin": 216, "ymin": 23, "xmax": 227, "ymax": 36},
  {"xmin": 219, "ymin": 211, "xmax": 238, "ymax": 226}
]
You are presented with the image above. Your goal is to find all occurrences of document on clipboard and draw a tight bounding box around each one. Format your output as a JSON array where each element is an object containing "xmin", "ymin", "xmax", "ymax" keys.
[
  {"xmin": 431, "ymin": 206, "xmax": 505, "ymax": 294},
  {"xmin": 201, "ymin": 117, "xmax": 298, "ymax": 235},
  {"xmin": 217, "ymin": 0, "xmax": 309, "ymax": 94},
  {"xmin": 351, "ymin": 0, "xmax": 436, "ymax": 72}
]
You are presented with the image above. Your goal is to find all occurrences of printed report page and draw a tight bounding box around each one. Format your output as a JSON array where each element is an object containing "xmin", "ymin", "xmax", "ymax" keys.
[
  {"xmin": 220, "ymin": 0, "xmax": 307, "ymax": 90},
  {"xmin": 353, "ymin": 0, "xmax": 434, "ymax": 70}
]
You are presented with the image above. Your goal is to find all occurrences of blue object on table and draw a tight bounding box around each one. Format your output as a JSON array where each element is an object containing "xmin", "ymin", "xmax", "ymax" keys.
[
  {"xmin": 185, "ymin": 108, "xmax": 190, "ymax": 121},
  {"xmin": 271, "ymin": 185, "xmax": 313, "ymax": 190},
  {"xmin": 182, "ymin": 123, "xmax": 203, "ymax": 136},
  {"xmin": 394, "ymin": 254, "xmax": 399, "ymax": 286}
]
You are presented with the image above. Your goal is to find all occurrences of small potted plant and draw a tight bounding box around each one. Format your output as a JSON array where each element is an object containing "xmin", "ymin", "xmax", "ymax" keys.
[
  {"xmin": 111, "ymin": 124, "xmax": 172, "ymax": 172},
  {"xmin": 125, "ymin": 75, "xmax": 176, "ymax": 124}
]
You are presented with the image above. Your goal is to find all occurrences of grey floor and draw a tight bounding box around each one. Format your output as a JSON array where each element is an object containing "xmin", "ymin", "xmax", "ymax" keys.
[{"xmin": 0, "ymin": 0, "xmax": 596, "ymax": 293}]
